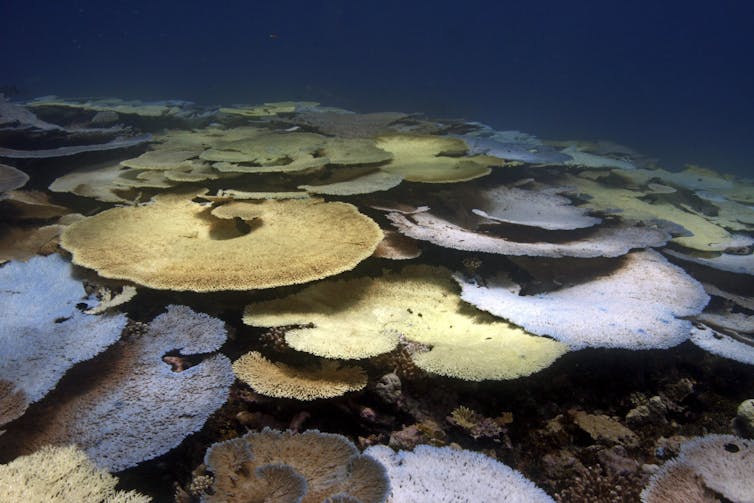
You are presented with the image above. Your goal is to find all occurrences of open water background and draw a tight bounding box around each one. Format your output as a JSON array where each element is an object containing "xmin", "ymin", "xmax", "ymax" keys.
[{"xmin": 2, "ymin": 0, "xmax": 753, "ymax": 177}]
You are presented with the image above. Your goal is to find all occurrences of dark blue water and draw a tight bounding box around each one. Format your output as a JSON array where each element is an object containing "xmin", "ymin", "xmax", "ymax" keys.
[{"xmin": 3, "ymin": 0, "xmax": 753, "ymax": 176}]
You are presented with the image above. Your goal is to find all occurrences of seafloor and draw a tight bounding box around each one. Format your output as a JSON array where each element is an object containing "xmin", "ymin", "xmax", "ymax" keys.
[{"xmin": 0, "ymin": 96, "xmax": 753, "ymax": 502}]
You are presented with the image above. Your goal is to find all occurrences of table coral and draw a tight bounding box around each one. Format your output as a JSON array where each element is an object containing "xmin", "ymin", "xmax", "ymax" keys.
[
  {"xmin": 61, "ymin": 193, "xmax": 383, "ymax": 291},
  {"xmin": 245, "ymin": 265, "xmax": 567, "ymax": 380},
  {"xmin": 457, "ymin": 250, "xmax": 709, "ymax": 350},
  {"xmin": 0, "ymin": 445, "xmax": 149, "ymax": 502},
  {"xmin": 0, "ymin": 305, "xmax": 234, "ymax": 471},
  {"xmin": 232, "ymin": 351, "xmax": 367, "ymax": 400}
]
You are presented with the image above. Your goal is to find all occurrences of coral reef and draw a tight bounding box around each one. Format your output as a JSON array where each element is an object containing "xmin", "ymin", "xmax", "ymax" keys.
[{"xmin": 1, "ymin": 97, "xmax": 753, "ymax": 501}]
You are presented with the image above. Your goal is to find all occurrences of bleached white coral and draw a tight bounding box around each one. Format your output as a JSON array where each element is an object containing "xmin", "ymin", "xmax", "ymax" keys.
[
  {"xmin": 456, "ymin": 250, "xmax": 709, "ymax": 350},
  {"xmin": 0, "ymin": 255, "xmax": 127, "ymax": 426},
  {"xmin": 365, "ymin": 444, "xmax": 554, "ymax": 503}
]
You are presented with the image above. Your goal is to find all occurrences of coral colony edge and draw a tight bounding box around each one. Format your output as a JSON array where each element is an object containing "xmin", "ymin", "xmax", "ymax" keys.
[{"xmin": 0, "ymin": 96, "xmax": 753, "ymax": 502}]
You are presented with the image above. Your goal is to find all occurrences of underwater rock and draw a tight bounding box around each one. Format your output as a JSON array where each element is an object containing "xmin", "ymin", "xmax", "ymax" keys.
[
  {"xmin": 626, "ymin": 396, "xmax": 668, "ymax": 427},
  {"xmin": 555, "ymin": 464, "xmax": 644, "ymax": 502},
  {"xmin": 374, "ymin": 373, "xmax": 402, "ymax": 405},
  {"xmin": 596, "ymin": 445, "xmax": 640, "ymax": 477},
  {"xmin": 541, "ymin": 450, "xmax": 586, "ymax": 480}
]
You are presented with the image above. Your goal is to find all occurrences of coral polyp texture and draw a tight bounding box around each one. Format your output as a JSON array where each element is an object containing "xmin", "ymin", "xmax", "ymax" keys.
[
  {"xmin": 0, "ymin": 445, "xmax": 149, "ymax": 502},
  {"xmin": 60, "ymin": 192, "xmax": 383, "ymax": 291},
  {"xmin": 232, "ymin": 351, "xmax": 368, "ymax": 400}
]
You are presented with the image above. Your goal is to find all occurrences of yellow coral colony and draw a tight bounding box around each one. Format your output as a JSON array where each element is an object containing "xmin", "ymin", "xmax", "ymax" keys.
[
  {"xmin": 60, "ymin": 192, "xmax": 383, "ymax": 291},
  {"xmin": 232, "ymin": 351, "xmax": 367, "ymax": 400},
  {"xmin": 564, "ymin": 173, "xmax": 741, "ymax": 252},
  {"xmin": 376, "ymin": 134, "xmax": 502, "ymax": 183},
  {"xmin": 244, "ymin": 265, "xmax": 567, "ymax": 380},
  {"xmin": 0, "ymin": 445, "xmax": 149, "ymax": 502}
]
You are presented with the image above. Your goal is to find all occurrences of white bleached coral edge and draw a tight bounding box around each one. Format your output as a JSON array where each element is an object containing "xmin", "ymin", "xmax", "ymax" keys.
[
  {"xmin": 689, "ymin": 325, "xmax": 754, "ymax": 366},
  {"xmin": 455, "ymin": 250, "xmax": 709, "ymax": 350}
]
